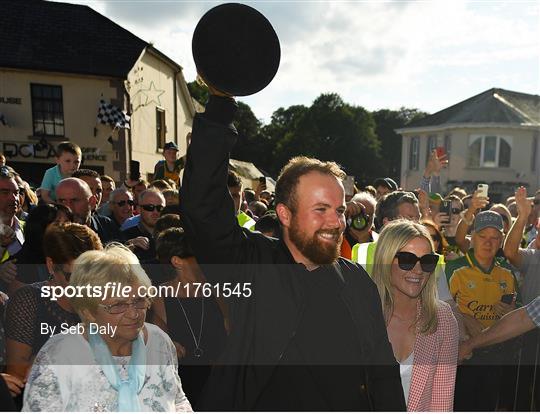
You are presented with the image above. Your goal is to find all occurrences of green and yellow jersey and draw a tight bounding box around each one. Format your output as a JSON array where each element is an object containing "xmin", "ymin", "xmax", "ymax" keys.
[{"xmin": 446, "ymin": 249, "xmax": 518, "ymax": 327}]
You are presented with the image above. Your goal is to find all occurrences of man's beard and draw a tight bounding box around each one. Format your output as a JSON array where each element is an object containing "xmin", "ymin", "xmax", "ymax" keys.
[{"xmin": 289, "ymin": 217, "xmax": 343, "ymax": 265}]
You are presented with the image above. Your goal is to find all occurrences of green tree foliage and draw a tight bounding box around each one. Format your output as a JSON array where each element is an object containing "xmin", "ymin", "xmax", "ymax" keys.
[
  {"xmin": 263, "ymin": 94, "xmax": 382, "ymax": 182},
  {"xmin": 187, "ymin": 81, "xmax": 208, "ymax": 105},
  {"xmin": 372, "ymin": 108, "xmax": 428, "ymax": 181},
  {"xmin": 186, "ymin": 81, "xmax": 428, "ymax": 185},
  {"xmin": 230, "ymin": 102, "xmax": 273, "ymax": 169}
]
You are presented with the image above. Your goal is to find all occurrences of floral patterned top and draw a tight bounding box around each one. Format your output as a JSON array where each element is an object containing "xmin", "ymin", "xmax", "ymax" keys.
[{"xmin": 22, "ymin": 323, "xmax": 192, "ymax": 412}]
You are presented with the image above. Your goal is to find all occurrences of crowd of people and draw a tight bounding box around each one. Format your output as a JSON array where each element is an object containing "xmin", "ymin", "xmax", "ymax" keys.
[{"xmin": 0, "ymin": 93, "xmax": 539, "ymax": 412}]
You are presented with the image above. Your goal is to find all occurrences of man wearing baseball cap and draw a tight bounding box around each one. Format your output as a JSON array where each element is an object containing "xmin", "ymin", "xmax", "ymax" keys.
[
  {"xmin": 153, "ymin": 139, "xmax": 187, "ymax": 187},
  {"xmin": 446, "ymin": 210, "xmax": 519, "ymax": 411}
]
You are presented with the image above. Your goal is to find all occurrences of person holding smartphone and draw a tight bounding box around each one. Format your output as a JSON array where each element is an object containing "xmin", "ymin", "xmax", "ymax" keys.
[
  {"xmin": 420, "ymin": 149, "xmax": 448, "ymax": 195},
  {"xmin": 438, "ymin": 195, "xmax": 465, "ymax": 259}
]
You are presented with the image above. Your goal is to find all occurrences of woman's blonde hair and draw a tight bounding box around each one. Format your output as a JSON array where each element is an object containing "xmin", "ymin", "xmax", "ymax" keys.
[
  {"xmin": 69, "ymin": 243, "xmax": 152, "ymax": 316},
  {"xmin": 372, "ymin": 219, "xmax": 439, "ymax": 335}
]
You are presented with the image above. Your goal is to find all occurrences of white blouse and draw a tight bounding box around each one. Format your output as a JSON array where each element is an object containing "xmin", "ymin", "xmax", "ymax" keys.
[
  {"xmin": 23, "ymin": 323, "xmax": 192, "ymax": 412},
  {"xmin": 399, "ymin": 351, "xmax": 414, "ymax": 404}
]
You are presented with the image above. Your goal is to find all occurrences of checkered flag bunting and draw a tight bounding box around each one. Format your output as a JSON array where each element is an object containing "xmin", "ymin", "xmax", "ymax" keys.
[{"xmin": 97, "ymin": 100, "xmax": 130, "ymax": 129}]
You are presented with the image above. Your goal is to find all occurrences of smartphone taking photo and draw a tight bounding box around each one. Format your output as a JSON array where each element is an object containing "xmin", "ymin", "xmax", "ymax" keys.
[
  {"xmin": 435, "ymin": 146, "xmax": 446, "ymax": 159},
  {"xmin": 477, "ymin": 183, "xmax": 489, "ymax": 198},
  {"xmin": 439, "ymin": 200, "xmax": 452, "ymax": 224}
]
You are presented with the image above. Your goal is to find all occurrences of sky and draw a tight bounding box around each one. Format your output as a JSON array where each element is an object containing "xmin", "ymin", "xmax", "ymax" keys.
[{"xmin": 56, "ymin": 0, "xmax": 540, "ymax": 124}]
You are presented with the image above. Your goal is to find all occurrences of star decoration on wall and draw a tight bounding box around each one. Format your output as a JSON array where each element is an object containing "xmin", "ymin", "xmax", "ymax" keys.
[{"xmin": 134, "ymin": 81, "xmax": 165, "ymax": 107}]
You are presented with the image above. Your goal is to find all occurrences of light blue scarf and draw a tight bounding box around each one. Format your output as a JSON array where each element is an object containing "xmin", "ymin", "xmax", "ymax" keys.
[{"xmin": 88, "ymin": 328, "xmax": 146, "ymax": 412}]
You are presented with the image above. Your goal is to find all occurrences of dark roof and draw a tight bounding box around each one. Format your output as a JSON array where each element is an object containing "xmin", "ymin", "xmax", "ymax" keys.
[
  {"xmin": 407, "ymin": 88, "xmax": 540, "ymax": 128},
  {"xmin": 0, "ymin": 0, "xmax": 149, "ymax": 78}
]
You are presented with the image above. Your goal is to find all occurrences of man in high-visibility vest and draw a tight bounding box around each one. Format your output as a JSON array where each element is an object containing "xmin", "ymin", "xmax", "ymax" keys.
[
  {"xmin": 340, "ymin": 191, "xmax": 378, "ymax": 260},
  {"xmin": 352, "ymin": 191, "xmax": 420, "ymax": 273},
  {"xmin": 0, "ymin": 166, "xmax": 24, "ymax": 289},
  {"xmin": 350, "ymin": 190, "xmax": 455, "ymax": 331},
  {"xmin": 228, "ymin": 170, "xmax": 256, "ymax": 230}
]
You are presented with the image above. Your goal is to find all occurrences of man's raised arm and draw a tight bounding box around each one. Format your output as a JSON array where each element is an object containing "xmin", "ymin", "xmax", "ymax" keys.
[
  {"xmin": 180, "ymin": 95, "xmax": 243, "ymax": 265},
  {"xmin": 503, "ymin": 186, "xmax": 531, "ymax": 268}
]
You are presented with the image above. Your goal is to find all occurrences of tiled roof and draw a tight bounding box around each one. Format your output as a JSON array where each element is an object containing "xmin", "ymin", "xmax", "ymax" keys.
[
  {"xmin": 408, "ymin": 88, "xmax": 540, "ymax": 128},
  {"xmin": 1, "ymin": 0, "xmax": 148, "ymax": 78}
]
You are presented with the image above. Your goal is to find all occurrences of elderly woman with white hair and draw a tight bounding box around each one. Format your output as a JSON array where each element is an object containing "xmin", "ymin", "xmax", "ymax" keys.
[{"xmin": 22, "ymin": 244, "xmax": 192, "ymax": 412}]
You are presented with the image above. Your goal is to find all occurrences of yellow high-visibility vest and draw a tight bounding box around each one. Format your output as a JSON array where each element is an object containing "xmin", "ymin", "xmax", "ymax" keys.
[{"xmin": 237, "ymin": 211, "xmax": 256, "ymax": 231}]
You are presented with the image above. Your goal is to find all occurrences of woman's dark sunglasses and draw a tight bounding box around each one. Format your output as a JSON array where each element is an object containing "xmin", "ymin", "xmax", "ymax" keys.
[
  {"xmin": 115, "ymin": 199, "xmax": 134, "ymax": 207},
  {"xmin": 141, "ymin": 204, "xmax": 164, "ymax": 212},
  {"xmin": 395, "ymin": 252, "xmax": 438, "ymax": 273},
  {"xmin": 451, "ymin": 208, "xmax": 462, "ymax": 215}
]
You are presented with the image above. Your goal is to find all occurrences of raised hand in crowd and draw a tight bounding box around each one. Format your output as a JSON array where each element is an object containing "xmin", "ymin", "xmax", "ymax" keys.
[
  {"xmin": 433, "ymin": 211, "xmax": 450, "ymax": 228},
  {"xmin": 345, "ymin": 199, "xmax": 366, "ymax": 219},
  {"xmin": 254, "ymin": 180, "xmax": 267, "ymax": 202},
  {"xmin": 504, "ymin": 186, "xmax": 533, "ymax": 268},
  {"xmin": 455, "ymin": 189, "xmax": 490, "ymax": 253},
  {"xmin": 515, "ymin": 186, "xmax": 532, "ymax": 218},
  {"xmin": 424, "ymin": 149, "xmax": 448, "ymax": 178},
  {"xmin": 415, "ymin": 188, "xmax": 431, "ymax": 219},
  {"xmin": 468, "ymin": 189, "xmax": 490, "ymax": 213}
]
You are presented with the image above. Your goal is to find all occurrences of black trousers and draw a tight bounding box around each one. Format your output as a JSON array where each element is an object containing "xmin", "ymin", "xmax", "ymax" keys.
[
  {"xmin": 454, "ymin": 340, "xmax": 518, "ymax": 411},
  {"xmin": 514, "ymin": 328, "xmax": 540, "ymax": 411}
]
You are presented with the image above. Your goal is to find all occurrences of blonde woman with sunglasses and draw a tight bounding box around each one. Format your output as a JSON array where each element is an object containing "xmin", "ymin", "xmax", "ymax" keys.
[{"xmin": 372, "ymin": 219, "xmax": 458, "ymax": 411}]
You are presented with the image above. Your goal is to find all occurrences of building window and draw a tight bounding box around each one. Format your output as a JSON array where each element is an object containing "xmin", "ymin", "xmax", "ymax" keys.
[
  {"xmin": 467, "ymin": 135, "xmax": 512, "ymax": 168},
  {"xmin": 30, "ymin": 84, "xmax": 64, "ymax": 136},
  {"xmin": 409, "ymin": 136, "xmax": 419, "ymax": 170},
  {"xmin": 156, "ymin": 108, "xmax": 166, "ymax": 149},
  {"xmin": 532, "ymin": 134, "xmax": 538, "ymax": 172},
  {"xmin": 426, "ymin": 135, "xmax": 437, "ymax": 163},
  {"xmin": 444, "ymin": 134, "xmax": 451, "ymax": 161}
]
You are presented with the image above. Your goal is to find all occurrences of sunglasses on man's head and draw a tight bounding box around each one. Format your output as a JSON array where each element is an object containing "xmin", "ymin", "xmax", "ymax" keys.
[
  {"xmin": 394, "ymin": 252, "xmax": 438, "ymax": 273},
  {"xmin": 115, "ymin": 199, "xmax": 134, "ymax": 207},
  {"xmin": 141, "ymin": 204, "xmax": 164, "ymax": 212}
]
